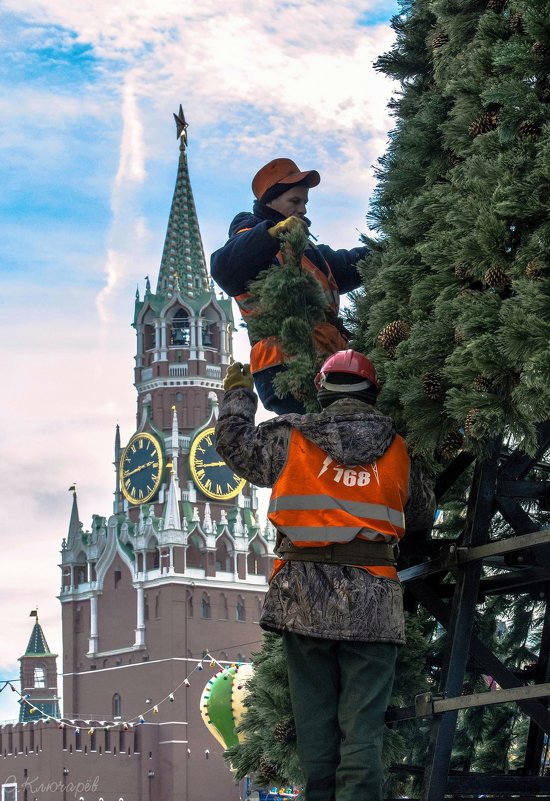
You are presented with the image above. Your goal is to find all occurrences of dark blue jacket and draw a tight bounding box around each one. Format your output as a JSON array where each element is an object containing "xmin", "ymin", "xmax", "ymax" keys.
[{"xmin": 210, "ymin": 201, "xmax": 368, "ymax": 297}]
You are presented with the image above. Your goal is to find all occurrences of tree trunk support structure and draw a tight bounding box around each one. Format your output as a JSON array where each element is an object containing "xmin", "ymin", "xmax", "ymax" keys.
[{"xmin": 390, "ymin": 421, "xmax": 550, "ymax": 800}]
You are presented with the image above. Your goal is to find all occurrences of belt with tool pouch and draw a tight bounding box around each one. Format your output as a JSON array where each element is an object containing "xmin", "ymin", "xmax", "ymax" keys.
[{"xmin": 276, "ymin": 535, "xmax": 397, "ymax": 567}]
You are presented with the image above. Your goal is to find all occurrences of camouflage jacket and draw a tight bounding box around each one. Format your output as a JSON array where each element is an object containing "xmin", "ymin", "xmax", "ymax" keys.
[{"xmin": 215, "ymin": 388, "xmax": 435, "ymax": 644}]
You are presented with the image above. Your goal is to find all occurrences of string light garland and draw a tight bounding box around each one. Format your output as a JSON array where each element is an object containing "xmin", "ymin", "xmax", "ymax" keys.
[{"xmin": 9, "ymin": 651, "xmax": 252, "ymax": 735}]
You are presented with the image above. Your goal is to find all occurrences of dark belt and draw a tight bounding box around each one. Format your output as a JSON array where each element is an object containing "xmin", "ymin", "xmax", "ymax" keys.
[{"xmin": 275, "ymin": 535, "xmax": 397, "ymax": 567}]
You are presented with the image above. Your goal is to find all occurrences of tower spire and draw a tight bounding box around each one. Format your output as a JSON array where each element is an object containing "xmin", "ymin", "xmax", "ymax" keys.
[
  {"xmin": 66, "ymin": 486, "xmax": 82, "ymax": 550},
  {"xmin": 157, "ymin": 106, "xmax": 209, "ymax": 299}
]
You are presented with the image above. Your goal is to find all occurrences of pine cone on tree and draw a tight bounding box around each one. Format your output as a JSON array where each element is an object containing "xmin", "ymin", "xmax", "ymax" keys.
[
  {"xmin": 468, "ymin": 111, "xmax": 499, "ymax": 137},
  {"xmin": 258, "ymin": 757, "xmax": 279, "ymax": 784},
  {"xmin": 438, "ymin": 430, "xmax": 464, "ymax": 460},
  {"xmin": 448, "ymin": 150, "xmax": 465, "ymax": 167},
  {"xmin": 464, "ymin": 408, "xmax": 481, "ymax": 439},
  {"xmin": 274, "ymin": 719, "xmax": 296, "ymax": 744},
  {"xmin": 510, "ymin": 12, "xmax": 525, "ymax": 34},
  {"xmin": 532, "ymin": 41, "xmax": 550, "ymax": 57},
  {"xmin": 486, "ymin": 0, "xmax": 507, "ymax": 12},
  {"xmin": 483, "ymin": 265, "xmax": 511, "ymax": 289},
  {"xmin": 432, "ymin": 32, "xmax": 449, "ymax": 50},
  {"xmin": 377, "ymin": 320, "xmax": 411, "ymax": 358},
  {"xmin": 422, "ymin": 372, "xmax": 444, "ymax": 400},
  {"xmin": 454, "ymin": 327, "xmax": 464, "ymax": 345},
  {"xmin": 518, "ymin": 119, "xmax": 541, "ymax": 139},
  {"xmin": 454, "ymin": 262, "xmax": 471, "ymax": 280},
  {"xmin": 472, "ymin": 375, "xmax": 493, "ymax": 393},
  {"xmin": 526, "ymin": 259, "xmax": 545, "ymax": 279}
]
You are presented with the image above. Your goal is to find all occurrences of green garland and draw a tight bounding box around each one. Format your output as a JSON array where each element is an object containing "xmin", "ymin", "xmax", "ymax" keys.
[{"xmin": 244, "ymin": 225, "xmax": 329, "ymax": 412}]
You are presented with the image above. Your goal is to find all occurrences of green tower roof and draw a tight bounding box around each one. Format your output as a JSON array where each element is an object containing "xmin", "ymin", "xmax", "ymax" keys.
[
  {"xmin": 22, "ymin": 620, "xmax": 55, "ymax": 657},
  {"xmin": 156, "ymin": 105, "xmax": 209, "ymax": 300}
]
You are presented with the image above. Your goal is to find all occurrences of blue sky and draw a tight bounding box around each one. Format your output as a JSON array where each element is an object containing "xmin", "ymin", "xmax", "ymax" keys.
[{"xmin": 0, "ymin": 0, "xmax": 399, "ymax": 721}]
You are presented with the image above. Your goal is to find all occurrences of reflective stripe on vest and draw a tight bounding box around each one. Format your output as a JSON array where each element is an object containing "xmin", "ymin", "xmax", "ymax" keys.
[{"xmin": 268, "ymin": 429, "xmax": 410, "ymax": 545}]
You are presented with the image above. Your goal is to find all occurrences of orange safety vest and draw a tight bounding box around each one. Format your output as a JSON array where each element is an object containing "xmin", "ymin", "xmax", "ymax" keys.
[
  {"xmin": 235, "ymin": 246, "xmax": 348, "ymax": 374},
  {"xmin": 268, "ymin": 429, "xmax": 410, "ymax": 580}
]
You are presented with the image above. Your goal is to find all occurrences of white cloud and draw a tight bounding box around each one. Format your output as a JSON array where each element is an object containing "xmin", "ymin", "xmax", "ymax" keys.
[
  {"xmin": 0, "ymin": 0, "xmax": 399, "ymax": 722},
  {"xmin": 115, "ymin": 76, "xmax": 146, "ymax": 187}
]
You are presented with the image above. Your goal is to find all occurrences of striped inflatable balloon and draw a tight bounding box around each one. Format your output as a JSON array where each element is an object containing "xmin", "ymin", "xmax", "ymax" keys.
[{"xmin": 200, "ymin": 663, "xmax": 254, "ymax": 750}]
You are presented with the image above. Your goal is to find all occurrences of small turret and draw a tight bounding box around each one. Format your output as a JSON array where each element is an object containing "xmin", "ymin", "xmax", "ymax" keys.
[{"xmin": 18, "ymin": 611, "xmax": 60, "ymax": 722}]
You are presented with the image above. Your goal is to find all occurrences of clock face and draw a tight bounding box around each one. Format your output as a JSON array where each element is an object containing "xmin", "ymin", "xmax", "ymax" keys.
[
  {"xmin": 189, "ymin": 427, "xmax": 246, "ymax": 500},
  {"xmin": 119, "ymin": 432, "xmax": 164, "ymax": 505}
]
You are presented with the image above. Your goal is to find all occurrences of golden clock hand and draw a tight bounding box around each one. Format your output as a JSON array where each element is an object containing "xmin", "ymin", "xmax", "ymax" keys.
[
  {"xmin": 199, "ymin": 461, "xmax": 226, "ymax": 468},
  {"xmin": 123, "ymin": 460, "xmax": 158, "ymax": 478}
]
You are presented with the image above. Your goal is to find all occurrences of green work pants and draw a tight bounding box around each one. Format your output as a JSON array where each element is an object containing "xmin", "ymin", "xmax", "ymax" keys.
[{"xmin": 282, "ymin": 631, "xmax": 397, "ymax": 801}]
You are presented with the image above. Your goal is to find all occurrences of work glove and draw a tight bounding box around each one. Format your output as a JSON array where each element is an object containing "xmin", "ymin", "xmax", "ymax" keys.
[
  {"xmin": 267, "ymin": 216, "xmax": 309, "ymax": 239},
  {"xmin": 223, "ymin": 362, "xmax": 254, "ymax": 392}
]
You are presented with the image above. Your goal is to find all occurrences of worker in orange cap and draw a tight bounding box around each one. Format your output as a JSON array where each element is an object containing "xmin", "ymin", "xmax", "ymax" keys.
[{"xmin": 210, "ymin": 158, "xmax": 369, "ymax": 414}]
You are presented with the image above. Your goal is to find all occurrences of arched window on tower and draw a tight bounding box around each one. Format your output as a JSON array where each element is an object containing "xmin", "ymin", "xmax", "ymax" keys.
[
  {"xmin": 33, "ymin": 665, "xmax": 46, "ymax": 688},
  {"xmin": 74, "ymin": 554, "xmax": 87, "ymax": 587},
  {"xmin": 215, "ymin": 537, "xmax": 232, "ymax": 573},
  {"xmin": 200, "ymin": 593, "xmax": 211, "ymax": 620},
  {"xmin": 144, "ymin": 323, "xmax": 155, "ymax": 351},
  {"xmin": 170, "ymin": 309, "xmax": 190, "ymax": 346},
  {"xmin": 200, "ymin": 304, "xmax": 222, "ymax": 350},
  {"xmin": 219, "ymin": 593, "xmax": 228, "ymax": 620},
  {"xmin": 112, "ymin": 693, "xmax": 122, "ymax": 719},
  {"xmin": 247, "ymin": 550, "xmax": 262, "ymax": 575},
  {"xmin": 236, "ymin": 596, "xmax": 246, "ymax": 622},
  {"xmin": 186, "ymin": 534, "xmax": 206, "ymax": 570},
  {"xmin": 146, "ymin": 542, "xmax": 160, "ymax": 571},
  {"xmin": 201, "ymin": 320, "xmax": 213, "ymax": 347}
]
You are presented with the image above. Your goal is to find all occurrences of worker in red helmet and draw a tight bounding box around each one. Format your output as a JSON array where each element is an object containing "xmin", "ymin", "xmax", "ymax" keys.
[
  {"xmin": 210, "ymin": 158, "xmax": 370, "ymax": 414},
  {"xmin": 215, "ymin": 351, "xmax": 435, "ymax": 801}
]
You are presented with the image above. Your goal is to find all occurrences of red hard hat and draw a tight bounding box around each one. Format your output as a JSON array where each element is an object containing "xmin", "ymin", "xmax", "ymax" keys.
[{"xmin": 315, "ymin": 350, "xmax": 380, "ymax": 392}]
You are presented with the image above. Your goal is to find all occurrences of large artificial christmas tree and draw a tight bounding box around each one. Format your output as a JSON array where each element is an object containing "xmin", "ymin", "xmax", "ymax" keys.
[
  {"xmin": 352, "ymin": 0, "xmax": 550, "ymax": 464},
  {"xmin": 352, "ymin": 0, "xmax": 550, "ymax": 793}
]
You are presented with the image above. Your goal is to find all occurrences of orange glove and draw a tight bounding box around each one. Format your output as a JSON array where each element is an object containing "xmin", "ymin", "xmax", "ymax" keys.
[
  {"xmin": 223, "ymin": 362, "xmax": 254, "ymax": 392},
  {"xmin": 268, "ymin": 216, "xmax": 309, "ymax": 239}
]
